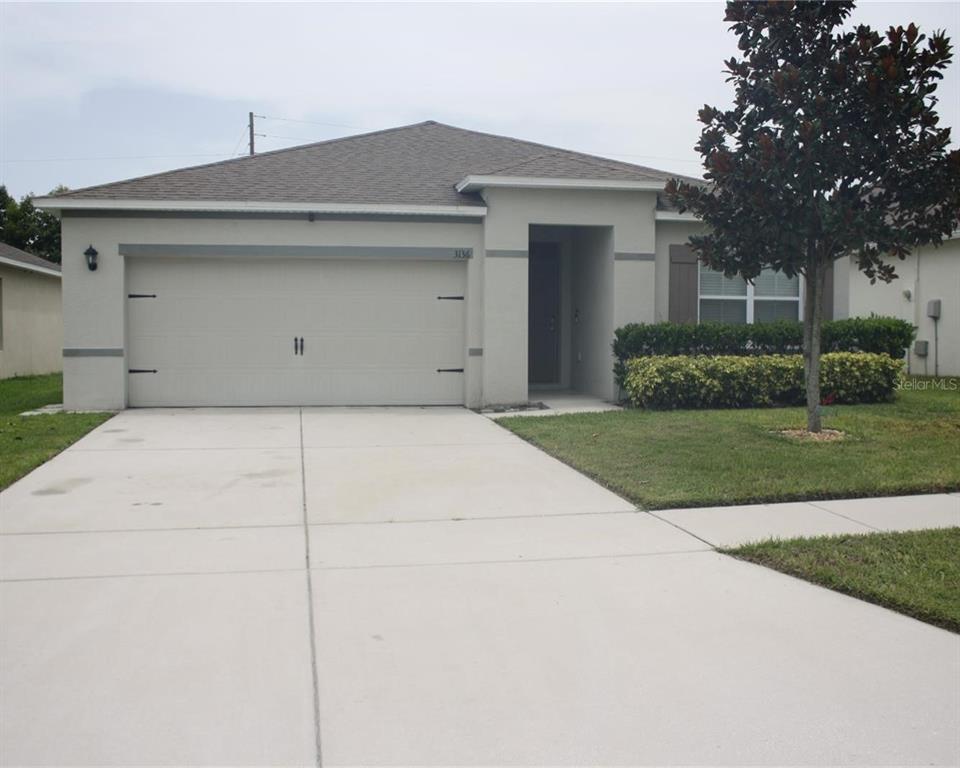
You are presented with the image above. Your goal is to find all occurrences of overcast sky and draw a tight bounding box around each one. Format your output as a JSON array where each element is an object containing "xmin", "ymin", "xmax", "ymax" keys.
[{"xmin": 1, "ymin": 1, "xmax": 957, "ymax": 199}]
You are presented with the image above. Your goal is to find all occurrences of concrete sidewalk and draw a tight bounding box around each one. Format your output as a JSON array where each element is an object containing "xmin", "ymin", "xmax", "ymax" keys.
[{"xmin": 655, "ymin": 493, "xmax": 960, "ymax": 548}]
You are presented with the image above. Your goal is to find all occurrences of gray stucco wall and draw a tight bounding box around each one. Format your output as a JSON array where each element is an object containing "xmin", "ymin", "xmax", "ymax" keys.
[
  {"xmin": 481, "ymin": 187, "xmax": 660, "ymax": 404},
  {"xmin": 654, "ymin": 220, "xmax": 705, "ymax": 322},
  {"xmin": 0, "ymin": 264, "xmax": 62, "ymax": 379},
  {"xmin": 60, "ymin": 187, "xmax": 673, "ymax": 409},
  {"xmin": 60, "ymin": 214, "xmax": 483, "ymax": 410},
  {"xmin": 846, "ymin": 239, "xmax": 960, "ymax": 376},
  {"xmin": 570, "ymin": 227, "xmax": 616, "ymax": 399}
]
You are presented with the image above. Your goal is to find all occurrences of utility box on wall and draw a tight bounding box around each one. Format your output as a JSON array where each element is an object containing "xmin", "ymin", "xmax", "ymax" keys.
[
  {"xmin": 927, "ymin": 299, "xmax": 942, "ymax": 319},
  {"xmin": 914, "ymin": 340, "xmax": 929, "ymax": 358}
]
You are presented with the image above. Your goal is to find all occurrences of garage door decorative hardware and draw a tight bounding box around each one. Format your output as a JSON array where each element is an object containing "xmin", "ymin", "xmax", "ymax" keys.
[
  {"xmin": 294, "ymin": 337, "xmax": 305, "ymax": 355},
  {"xmin": 436, "ymin": 295, "xmax": 465, "ymax": 300},
  {"xmin": 128, "ymin": 293, "xmax": 157, "ymax": 299},
  {"xmin": 128, "ymin": 369, "xmax": 158, "ymax": 374},
  {"xmin": 436, "ymin": 368, "xmax": 464, "ymax": 373}
]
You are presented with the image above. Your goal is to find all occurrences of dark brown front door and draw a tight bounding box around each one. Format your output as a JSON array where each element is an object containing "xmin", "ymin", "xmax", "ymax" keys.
[{"xmin": 528, "ymin": 242, "xmax": 561, "ymax": 385}]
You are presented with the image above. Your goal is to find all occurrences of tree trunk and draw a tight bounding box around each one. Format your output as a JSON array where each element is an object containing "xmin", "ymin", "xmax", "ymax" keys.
[{"xmin": 803, "ymin": 260, "xmax": 827, "ymax": 432}]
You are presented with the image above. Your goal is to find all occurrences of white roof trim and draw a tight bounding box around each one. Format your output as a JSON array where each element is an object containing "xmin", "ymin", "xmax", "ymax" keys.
[
  {"xmin": 33, "ymin": 198, "xmax": 488, "ymax": 217},
  {"xmin": 0, "ymin": 254, "xmax": 61, "ymax": 278},
  {"xmin": 455, "ymin": 175, "xmax": 665, "ymax": 194},
  {"xmin": 655, "ymin": 210, "xmax": 700, "ymax": 222}
]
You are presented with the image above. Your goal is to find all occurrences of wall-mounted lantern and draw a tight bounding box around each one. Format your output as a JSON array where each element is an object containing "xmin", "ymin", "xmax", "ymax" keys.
[{"xmin": 84, "ymin": 245, "xmax": 98, "ymax": 271}]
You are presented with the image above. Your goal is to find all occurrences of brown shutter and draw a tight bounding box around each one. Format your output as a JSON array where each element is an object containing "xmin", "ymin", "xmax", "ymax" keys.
[
  {"xmin": 669, "ymin": 245, "xmax": 698, "ymax": 323},
  {"xmin": 821, "ymin": 261, "xmax": 835, "ymax": 321}
]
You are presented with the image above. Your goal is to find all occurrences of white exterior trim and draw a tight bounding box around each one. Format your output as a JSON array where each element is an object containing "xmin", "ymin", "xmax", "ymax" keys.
[
  {"xmin": 455, "ymin": 175, "xmax": 665, "ymax": 194},
  {"xmin": 655, "ymin": 209, "xmax": 700, "ymax": 222},
  {"xmin": 0, "ymin": 254, "xmax": 61, "ymax": 278},
  {"xmin": 33, "ymin": 198, "xmax": 488, "ymax": 218}
]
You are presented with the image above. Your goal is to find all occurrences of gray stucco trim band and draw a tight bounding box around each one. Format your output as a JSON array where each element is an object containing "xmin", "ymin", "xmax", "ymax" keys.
[
  {"xmin": 485, "ymin": 249, "xmax": 528, "ymax": 259},
  {"xmin": 63, "ymin": 348, "xmax": 124, "ymax": 358},
  {"xmin": 118, "ymin": 244, "xmax": 474, "ymax": 260},
  {"xmin": 468, "ymin": 348, "xmax": 483, "ymax": 357},
  {"xmin": 614, "ymin": 252, "xmax": 655, "ymax": 261}
]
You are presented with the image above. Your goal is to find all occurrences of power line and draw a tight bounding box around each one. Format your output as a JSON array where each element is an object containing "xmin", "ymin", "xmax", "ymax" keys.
[
  {"xmin": 229, "ymin": 124, "xmax": 250, "ymax": 157},
  {"xmin": 601, "ymin": 150, "xmax": 702, "ymax": 165},
  {"xmin": 1, "ymin": 146, "xmax": 703, "ymax": 167},
  {"xmin": 255, "ymin": 132, "xmax": 703, "ymax": 166},
  {"xmin": 0, "ymin": 153, "xmax": 234, "ymax": 164},
  {"xmin": 255, "ymin": 114, "xmax": 362, "ymax": 130},
  {"xmin": 258, "ymin": 133, "xmax": 336, "ymax": 142},
  {"xmin": 252, "ymin": 115, "xmax": 701, "ymax": 164}
]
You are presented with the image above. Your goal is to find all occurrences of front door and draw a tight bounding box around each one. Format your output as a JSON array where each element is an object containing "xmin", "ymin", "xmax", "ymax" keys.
[{"xmin": 528, "ymin": 242, "xmax": 561, "ymax": 385}]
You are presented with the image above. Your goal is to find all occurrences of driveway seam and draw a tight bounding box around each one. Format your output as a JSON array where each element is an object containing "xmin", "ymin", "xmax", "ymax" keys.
[
  {"xmin": 311, "ymin": 548, "xmax": 713, "ymax": 572},
  {"xmin": 803, "ymin": 500, "xmax": 883, "ymax": 532},
  {"xmin": 642, "ymin": 510, "xmax": 718, "ymax": 549},
  {"xmin": 0, "ymin": 523, "xmax": 304, "ymax": 536},
  {"xmin": 302, "ymin": 441, "xmax": 516, "ymax": 449},
  {"xmin": 0, "ymin": 566, "xmax": 304, "ymax": 583},
  {"xmin": 68, "ymin": 446, "xmax": 303, "ymax": 452},
  {"xmin": 308, "ymin": 508, "xmax": 640, "ymax": 526},
  {"xmin": 299, "ymin": 408, "xmax": 324, "ymax": 768}
]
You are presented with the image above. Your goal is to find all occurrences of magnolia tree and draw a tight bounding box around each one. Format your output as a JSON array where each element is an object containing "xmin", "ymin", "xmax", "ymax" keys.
[{"xmin": 667, "ymin": 0, "xmax": 960, "ymax": 432}]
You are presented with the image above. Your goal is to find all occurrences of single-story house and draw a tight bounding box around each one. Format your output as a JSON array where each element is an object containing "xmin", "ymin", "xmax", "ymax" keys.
[
  {"xmin": 0, "ymin": 242, "xmax": 62, "ymax": 380},
  {"xmin": 34, "ymin": 120, "xmax": 955, "ymax": 409}
]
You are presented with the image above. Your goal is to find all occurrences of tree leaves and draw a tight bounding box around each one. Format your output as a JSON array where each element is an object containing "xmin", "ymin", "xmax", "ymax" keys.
[
  {"xmin": 0, "ymin": 185, "xmax": 64, "ymax": 264},
  {"xmin": 668, "ymin": 0, "xmax": 960, "ymax": 281}
]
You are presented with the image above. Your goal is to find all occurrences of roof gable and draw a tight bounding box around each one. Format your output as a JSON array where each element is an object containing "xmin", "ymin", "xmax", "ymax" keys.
[
  {"xmin": 53, "ymin": 121, "xmax": 700, "ymax": 208},
  {"xmin": 0, "ymin": 242, "xmax": 61, "ymax": 276}
]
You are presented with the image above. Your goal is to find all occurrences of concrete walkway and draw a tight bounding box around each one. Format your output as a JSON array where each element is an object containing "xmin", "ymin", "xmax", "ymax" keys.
[
  {"xmin": 656, "ymin": 493, "xmax": 960, "ymax": 548},
  {"xmin": 1, "ymin": 408, "xmax": 958, "ymax": 766},
  {"xmin": 484, "ymin": 391, "xmax": 622, "ymax": 418}
]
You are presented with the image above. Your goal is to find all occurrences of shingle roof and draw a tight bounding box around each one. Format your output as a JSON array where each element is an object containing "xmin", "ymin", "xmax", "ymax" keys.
[
  {"xmin": 0, "ymin": 242, "xmax": 61, "ymax": 273},
  {"xmin": 55, "ymin": 121, "xmax": 701, "ymax": 207}
]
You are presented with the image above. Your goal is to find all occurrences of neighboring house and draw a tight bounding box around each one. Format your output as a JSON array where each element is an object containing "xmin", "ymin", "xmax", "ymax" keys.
[
  {"xmin": 0, "ymin": 242, "xmax": 62, "ymax": 380},
  {"xmin": 34, "ymin": 120, "xmax": 952, "ymax": 410},
  {"xmin": 839, "ymin": 235, "xmax": 960, "ymax": 377}
]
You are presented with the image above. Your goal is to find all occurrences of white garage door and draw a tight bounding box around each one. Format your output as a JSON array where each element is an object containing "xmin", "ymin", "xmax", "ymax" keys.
[{"xmin": 126, "ymin": 257, "xmax": 466, "ymax": 406}]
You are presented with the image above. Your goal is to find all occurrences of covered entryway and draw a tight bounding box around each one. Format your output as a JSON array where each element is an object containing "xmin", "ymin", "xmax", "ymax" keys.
[
  {"xmin": 126, "ymin": 256, "xmax": 466, "ymax": 406},
  {"xmin": 528, "ymin": 225, "xmax": 615, "ymax": 401}
]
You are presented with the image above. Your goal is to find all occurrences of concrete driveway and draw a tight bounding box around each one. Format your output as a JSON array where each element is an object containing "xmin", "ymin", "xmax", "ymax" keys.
[{"xmin": 1, "ymin": 408, "xmax": 957, "ymax": 766}]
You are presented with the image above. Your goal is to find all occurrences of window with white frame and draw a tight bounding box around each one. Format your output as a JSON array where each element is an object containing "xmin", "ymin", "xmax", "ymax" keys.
[{"xmin": 699, "ymin": 265, "xmax": 801, "ymax": 323}]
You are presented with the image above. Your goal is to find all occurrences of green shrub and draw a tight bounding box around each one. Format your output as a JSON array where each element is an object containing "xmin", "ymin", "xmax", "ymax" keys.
[
  {"xmin": 613, "ymin": 316, "xmax": 914, "ymax": 386},
  {"xmin": 623, "ymin": 352, "xmax": 903, "ymax": 410},
  {"xmin": 822, "ymin": 316, "xmax": 917, "ymax": 359}
]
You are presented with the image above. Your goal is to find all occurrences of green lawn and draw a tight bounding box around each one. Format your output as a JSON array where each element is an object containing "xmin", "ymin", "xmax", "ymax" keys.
[
  {"xmin": 725, "ymin": 528, "xmax": 960, "ymax": 632},
  {"xmin": 0, "ymin": 374, "xmax": 112, "ymax": 490},
  {"xmin": 501, "ymin": 383, "xmax": 960, "ymax": 509}
]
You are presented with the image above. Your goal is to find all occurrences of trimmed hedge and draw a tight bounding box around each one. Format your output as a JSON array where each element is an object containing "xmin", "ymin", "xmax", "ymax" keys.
[
  {"xmin": 613, "ymin": 316, "xmax": 915, "ymax": 386},
  {"xmin": 624, "ymin": 352, "xmax": 903, "ymax": 410}
]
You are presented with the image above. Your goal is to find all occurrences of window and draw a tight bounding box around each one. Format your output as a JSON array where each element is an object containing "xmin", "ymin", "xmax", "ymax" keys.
[{"xmin": 699, "ymin": 265, "xmax": 800, "ymax": 324}]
